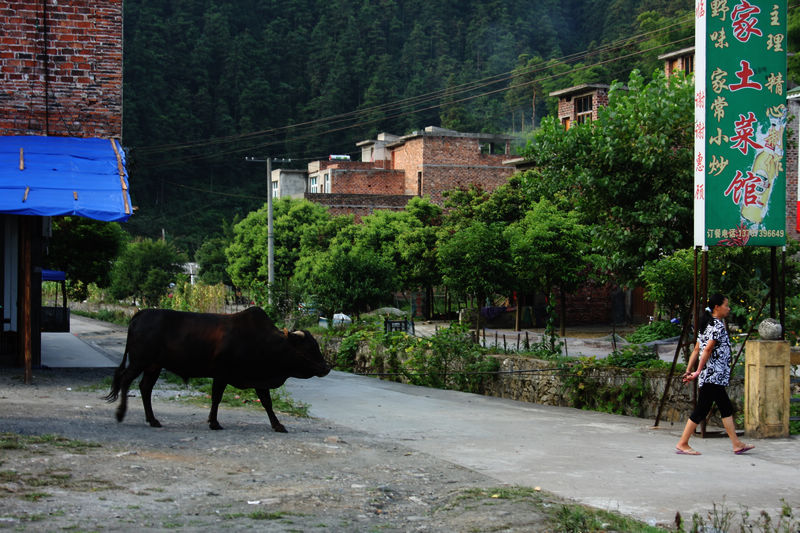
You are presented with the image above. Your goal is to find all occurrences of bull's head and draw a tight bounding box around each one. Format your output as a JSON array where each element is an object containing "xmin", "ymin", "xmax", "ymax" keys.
[{"xmin": 286, "ymin": 330, "xmax": 330, "ymax": 378}]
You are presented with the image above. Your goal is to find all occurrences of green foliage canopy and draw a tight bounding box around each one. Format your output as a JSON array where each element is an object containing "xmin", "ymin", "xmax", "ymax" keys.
[
  {"xmin": 44, "ymin": 217, "xmax": 128, "ymax": 299},
  {"xmin": 522, "ymin": 69, "xmax": 694, "ymax": 284},
  {"xmin": 109, "ymin": 238, "xmax": 187, "ymax": 305}
]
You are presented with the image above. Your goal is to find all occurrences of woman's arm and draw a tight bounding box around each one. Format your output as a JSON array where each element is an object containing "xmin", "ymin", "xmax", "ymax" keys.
[
  {"xmin": 682, "ymin": 341, "xmax": 701, "ymax": 380},
  {"xmin": 684, "ymin": 339, "xmax": 715, "ymax": 382}
]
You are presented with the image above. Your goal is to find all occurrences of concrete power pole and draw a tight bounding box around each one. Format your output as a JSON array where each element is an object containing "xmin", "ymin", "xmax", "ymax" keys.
[{"xmin": 245, "ymin": 156, "xmax": 290, "ymax": 305}]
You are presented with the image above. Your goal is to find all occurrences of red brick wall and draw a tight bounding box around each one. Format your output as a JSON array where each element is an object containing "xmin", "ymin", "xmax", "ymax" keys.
[
  {"xmin": 304, "ymin": 193, "xmax": 412, "ymax": 222},
  {"xmin": 556, "ymin": 88, "xmax": 608, "ymax": 125},
  {"xmin": 330, "ymin": 168, "xmax": 405, "ymax": 195},
  {"xmin": 593, "ymin": 90, "xmax": 608, "ymax": 121},
  {"xmin": 0, "ymin": 0, "xmax": 122, "ymax": 138},
  {"xmin": 389, "ymin": 135, "xmax": 513, "ymax": 204},
  {"xmin": 422, "ymin": 163, "xmax": 513, "ymax": 205},
  {"xmin": 391, "ymin": 137, "xmax": 424, "ymax": 195}
]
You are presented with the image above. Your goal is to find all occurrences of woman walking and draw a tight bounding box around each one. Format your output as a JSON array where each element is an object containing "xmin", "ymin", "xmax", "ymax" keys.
[{"xmin": 675, "ymin": 293, "xmax": 754, "ymax": 455}]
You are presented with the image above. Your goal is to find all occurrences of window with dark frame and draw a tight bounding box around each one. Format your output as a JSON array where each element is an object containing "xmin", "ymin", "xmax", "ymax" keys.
[{"xmin": 574, "ymin": 94, "xmax": 593, "ymax": 125}]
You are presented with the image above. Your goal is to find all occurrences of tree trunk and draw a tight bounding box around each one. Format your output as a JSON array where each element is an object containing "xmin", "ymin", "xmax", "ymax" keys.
[
  {"xmin": 475, "ymin": 293, "xmax": 481, "ymax": 333},
  {"xmin": 559, "ymin": 285, "xmax": 566, "ymax": 338}
]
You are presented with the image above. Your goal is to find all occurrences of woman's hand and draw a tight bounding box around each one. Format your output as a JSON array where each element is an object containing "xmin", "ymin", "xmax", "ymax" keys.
[{"xmin": 682, "ymin": 370, "xmax": 700, "ymax": 382}]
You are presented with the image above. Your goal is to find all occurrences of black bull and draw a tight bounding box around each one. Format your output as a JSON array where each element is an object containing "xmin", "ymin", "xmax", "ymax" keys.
[{"xmin": 105, "ymin": 307, "xmax": 330, "ymax": 432}]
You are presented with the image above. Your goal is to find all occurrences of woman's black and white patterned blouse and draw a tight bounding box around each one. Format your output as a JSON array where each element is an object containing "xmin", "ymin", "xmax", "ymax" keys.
[{"xmin": 698, "ymin": 318, "xmax": 732, "ymax": 387}]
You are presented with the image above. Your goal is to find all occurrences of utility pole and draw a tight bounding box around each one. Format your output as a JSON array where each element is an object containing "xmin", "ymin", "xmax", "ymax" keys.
[{"xmin": 245, "ymin": 156, "xmax": 291, "ymax": 305}]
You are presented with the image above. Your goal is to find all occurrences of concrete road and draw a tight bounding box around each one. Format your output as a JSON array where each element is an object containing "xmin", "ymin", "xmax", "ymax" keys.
[
  {"xmin": 61, "ymin": 314, "xmax": 799, "ymax": 527},
  {"xmin": 286, "ymin": 370, "xmax": 800, "ymax": 527}
]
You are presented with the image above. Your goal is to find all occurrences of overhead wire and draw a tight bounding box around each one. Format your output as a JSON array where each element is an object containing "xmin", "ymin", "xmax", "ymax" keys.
[
  {"xmin": 136, "ymin": 33, "xmax": 694, "ymax": 170},
  {"xmin": 133, "ymin": 12, "xmax": 695, "ymax": 158}
]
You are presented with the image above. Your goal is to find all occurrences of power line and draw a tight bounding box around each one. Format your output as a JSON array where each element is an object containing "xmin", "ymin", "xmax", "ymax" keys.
[
  {"xmin": 133, "ymin": 12, "xmax": 695, "ymax": 158},
  {"xmin": 136, "ymin": 34, "xmax": 694, "ymax": 170}
]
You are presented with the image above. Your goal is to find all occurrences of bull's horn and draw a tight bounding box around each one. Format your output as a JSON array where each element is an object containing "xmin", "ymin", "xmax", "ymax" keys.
[
  {"xmin": 283, "ymin": 327, "xmax": 288, "ymax": 337},
  {"xmin": 290, "ymin": 330, "xmax": 306, "ymax": 338}
]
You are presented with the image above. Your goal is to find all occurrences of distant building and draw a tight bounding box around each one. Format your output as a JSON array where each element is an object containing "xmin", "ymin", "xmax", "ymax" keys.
[
  {"xmin": 548, "ymin": 84, "xmax": 610, "ymax": 130},
  {"xmin": 658, "ymin": 46, "xmax": 695, "ymax": 77},
  {"xmin": 273, "ymin": 126, "xmax": 515, "ymax": 220}
]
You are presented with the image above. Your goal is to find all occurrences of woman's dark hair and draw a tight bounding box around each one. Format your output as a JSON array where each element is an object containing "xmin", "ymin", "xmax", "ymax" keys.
[{"xmin": 699, "ymin": 293, "xmax": 727, "ymax": 333}]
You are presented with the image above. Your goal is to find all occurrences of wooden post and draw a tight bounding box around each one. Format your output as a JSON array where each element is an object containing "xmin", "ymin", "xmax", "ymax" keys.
[{"xmin": 20, "ymin": 218, "xmax": 32, "ymax": 384}]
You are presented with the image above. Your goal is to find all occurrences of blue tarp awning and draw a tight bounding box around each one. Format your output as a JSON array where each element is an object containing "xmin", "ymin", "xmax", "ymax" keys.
[
  {"xmin": 41, "ymin": 269, "xmax": 66, "ymax": 281},
  {"xmin": 0, "ymin": 136, "xmax": 132, "ymax": 222}
]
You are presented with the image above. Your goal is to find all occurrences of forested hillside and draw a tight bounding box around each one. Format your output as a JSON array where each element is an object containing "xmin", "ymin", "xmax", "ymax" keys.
[{"xmin": 122, "ymin": 0, "xmax": 693, "ymax": 251}]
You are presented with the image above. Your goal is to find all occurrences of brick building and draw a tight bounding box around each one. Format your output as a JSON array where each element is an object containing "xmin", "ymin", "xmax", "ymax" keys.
[
  {"xmin": 287, "ymin": 126, "xmax": 515, "ymax": 219},
  {"xmin": 0, "ymin": 1, "xmax": 129, "ymax": 378},
  {"xmin": 658, "ymin": 46, "xmax": 695, "ymax": 77},
  {"xmin": 549, "ymin": 84, "xmax": 610, "ymax": 129},
  {"xmin": 0, "ymin": 0, "xmax": 123, "ymax": 136}
]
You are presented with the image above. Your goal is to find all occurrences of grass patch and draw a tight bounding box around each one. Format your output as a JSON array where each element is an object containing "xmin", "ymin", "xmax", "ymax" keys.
[
  {"xmin": 84, "ymin": 372, "xmax": 309, "ymax": 418},
  {"xmin": 248, "ymin": 510, "xmax": 292, "ymax": 520},
  {"xmin": 22, "ymin": 492, "xmax": 50, "ymax": 502},
  {"xmin": 71, "ymin": 308, "xmax": 131, "ymax": 327},
  {"xmin": 450, "ymin": 487, "xmax": 667, "ymax": 533},
  {"xmin": 0, "ymin": 433, "xmax": 101, "ymax": 454},
  {"xmin": 164, "ymin": 373, "xmax": 310, "ymax": 418}
]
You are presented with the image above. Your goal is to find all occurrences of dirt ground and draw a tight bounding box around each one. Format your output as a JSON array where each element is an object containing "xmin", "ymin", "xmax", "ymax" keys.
[{"xmin": 0, "ymin": 368, "xmax": 598, "ymax": 532}]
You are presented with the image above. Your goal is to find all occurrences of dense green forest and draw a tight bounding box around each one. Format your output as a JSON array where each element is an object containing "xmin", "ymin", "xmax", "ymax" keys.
[{"xmin": 122, "ymin": 0, "xmax": 695, "ymax": 252}]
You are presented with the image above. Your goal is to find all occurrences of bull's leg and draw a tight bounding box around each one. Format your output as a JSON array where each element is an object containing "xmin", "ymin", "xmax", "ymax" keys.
[
  {"xmin": 139, "ymin": 367, "xmax": 162, "ymax": 428},
  {"xmin": 208, "ymin": 379, "xmax": 227, "ymax": 430},
  {"xmin": 255, "ymin": 388, "xmax": 287, "ymax": 433},
  {"xmin": 115, "ymin": 365, "xmax": 144, "ymax": 423}
]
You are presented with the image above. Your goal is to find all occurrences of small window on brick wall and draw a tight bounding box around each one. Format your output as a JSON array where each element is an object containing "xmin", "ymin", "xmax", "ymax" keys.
[
  {"xmin": 324, "ymin": 173, "xmax": 330, "ymax": 193},
  {"xmin": 684, "ymin": 55, "xmax": 694, "ymax": 75},
  {"xmin": 575, "ymin": 95, "xmax": 593, "ymax": 125}
]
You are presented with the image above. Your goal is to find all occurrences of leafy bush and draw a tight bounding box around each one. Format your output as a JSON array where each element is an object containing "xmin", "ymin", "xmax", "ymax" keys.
[
  {"xmin": 604, "ymin": 345, "xmax": 659, "ymax": 368},
  {"xmin": 403, "ymin": 323, "xmax": 499, "ymax": 393},
  {"xmin": 625, "ymin": 321, "xmax": 681, "ymax": 344}
]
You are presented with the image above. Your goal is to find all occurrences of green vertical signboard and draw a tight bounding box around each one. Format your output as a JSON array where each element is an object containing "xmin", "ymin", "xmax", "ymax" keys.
[{"xmin": 694, "ymin": 0, "xmax": 787, "ymax": 247}]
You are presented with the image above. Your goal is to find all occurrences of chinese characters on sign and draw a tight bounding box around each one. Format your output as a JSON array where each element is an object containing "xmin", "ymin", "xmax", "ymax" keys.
[{"xmin": 694, "ymin": 0, "xmax": 787, "ymax": 247}]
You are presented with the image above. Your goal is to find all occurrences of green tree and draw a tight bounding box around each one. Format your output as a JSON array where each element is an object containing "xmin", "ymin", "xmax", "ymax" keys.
[
  {"xmin": 437, "ymin": 220, "xmax": 510, "ymax": 330},
  {"xmin": 44, "ymin": 217, "xmax": 128, "ymax": 299},
  {"xmin": 522, "ymin": 69, "xmax": 694, "ymax": 285},
  {"xmin": 397, "ymin": 197, "xmax": 444, "ymax": 318},
  {"xmin": 294, "ymin": 230, "xmax": 395, "ymax": 318},
  {"xmin": 195, "ymin": 236, "xmax": 232, "ymax": 285},
  {"xmin": 109, "ymin": 238, "xmax": 187, "ymax": 306},
  {"xmin": 641, "ymin": 248, "xmax": 694, "ymax": 319},
  {"xmin": 504, "ymin": 199, "xmax": 590, "ymax": 334},
  {"xmin": 225, "ymin": 198, "xmax": 333, "ymax": 289}
]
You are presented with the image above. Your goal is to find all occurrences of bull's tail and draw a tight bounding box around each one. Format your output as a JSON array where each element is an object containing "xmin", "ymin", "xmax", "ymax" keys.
[{"xmin": 103, "ymin": 347, "xmax": 128, "ymax": 403}]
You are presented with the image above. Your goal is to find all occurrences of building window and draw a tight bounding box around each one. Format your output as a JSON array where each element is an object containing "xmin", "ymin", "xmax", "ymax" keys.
[
  {"xmin": 324, "ymin": 173, "xmax": 330, "ymax": 193},
  {"xmin": 272, "ymin": 180, "xmax": 278, "ymax": 198},
  {"xmin": 310, "ymin": 176, "xmax": 318, "ymax": 193},
  {"xmin": 562, "ymin": 116, "xmax": 571, "ymax": 130},
  {"xmin": 575, "ymin": 95, "xmax": 593, "ymax": 125},
  {"xmin": 684, "ymin": 55, "xmax": 694, "ymax": 75}
]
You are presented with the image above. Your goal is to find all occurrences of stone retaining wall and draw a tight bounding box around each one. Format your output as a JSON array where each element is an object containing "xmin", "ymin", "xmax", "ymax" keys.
[
  {"xmin": 484, "ymin": 353, "xmax": 744, "ymax": 425},
  {"xmin": 320, "ymin": 338, "xmax": 745, "ymax": 425}
]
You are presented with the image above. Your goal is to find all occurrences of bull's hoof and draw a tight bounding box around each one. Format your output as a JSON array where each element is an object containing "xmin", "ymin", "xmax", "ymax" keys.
[
  {"xmin": 148, "ymin": 419, "xmax": 162, "ymax": 428},
  {"xmin": 115, "ymin": 409, "xmax": 126, "ymax": 423},
  {"xmin": 209, "ymin": 421, "xmax": 223, "ymax": 430},
  {"xmin": 272, "ymin": 423, "xmax": 287, "ymax": 433}
]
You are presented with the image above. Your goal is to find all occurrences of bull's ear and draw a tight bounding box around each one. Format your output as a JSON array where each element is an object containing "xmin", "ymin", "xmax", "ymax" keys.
[
  {"xmin": 283, "ymin": 328, "xmax": 288, "ymax": 338},
  {"xmin": 290, "ymin": 330, "xmax": 306, "ymax": 339}
]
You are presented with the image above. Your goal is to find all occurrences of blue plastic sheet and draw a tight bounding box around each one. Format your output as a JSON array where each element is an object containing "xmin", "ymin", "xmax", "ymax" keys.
[
  {"xmin": 41, "ymin": 269, "xmax": 66, "ymax": 281},
  {"xmin": 0, "ymin": 136, "xmax": 132, "ymax": 222}
]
